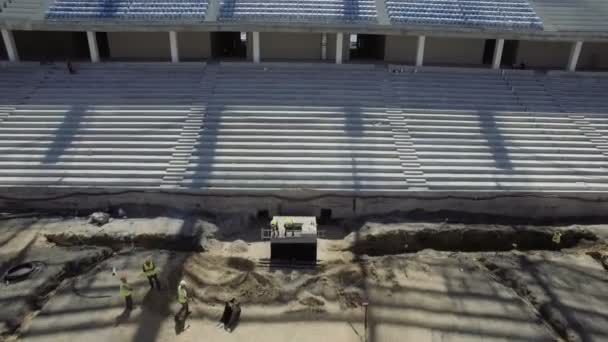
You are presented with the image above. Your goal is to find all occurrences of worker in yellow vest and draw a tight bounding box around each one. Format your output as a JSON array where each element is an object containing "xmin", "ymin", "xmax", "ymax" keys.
[
  {"xmin": 285, "ymin": 217, "xmax": 294, "ymax": 236},
  {"xmin": 270, "ymin": 218, "xmax": 278, "ymax": 237},
  {"xmin": 142, "ymin": 258, "xmax": 161, "ymax": 290},
  {"xmin": 119, "ymin": 276, "xmax": 133, "ymax": 311},
  {"xmin": 177, "ymin": 280, "xmax": 190, "ymax": 316}
]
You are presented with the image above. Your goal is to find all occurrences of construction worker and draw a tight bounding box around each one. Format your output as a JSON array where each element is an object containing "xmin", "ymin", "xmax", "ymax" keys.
[
  {"xmin": 119, "ymin": 276, "xmax": 133, "ymax": 311},
  {"xmin": 142, "ymin": 258, "xmax": 161, "ymax": 290},
  {"xmin": 270, "ymin": 218, "xmax": 278, "ymax": 237},
  {"xmin": 177, "ymin": 280, "xmax": 190, "ymax": 316},
  {"xmin": 285, "ymin": 217, "xmax": 294, "ymax": 236}
]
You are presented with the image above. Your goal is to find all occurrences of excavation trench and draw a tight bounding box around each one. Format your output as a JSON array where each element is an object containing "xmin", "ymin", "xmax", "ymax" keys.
[
  {"xmin": 45, "ymin": 232, "xmax": 204, "ymax": 252},
  {"xmin": 348, "ymin": 226, "xmax": 597, "ymax": 256},
  {"xmin": 1, "ymin": 247, "xmax": 113, "ymax": 337}
]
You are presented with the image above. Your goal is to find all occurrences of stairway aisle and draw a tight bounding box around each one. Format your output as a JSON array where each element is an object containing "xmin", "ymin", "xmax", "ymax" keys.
[
  {"xmin": 384, "ymin": 69, "xmax": 426, "ymax": 189},
  {"xmin": 182, "ymin": 64, "xmax": 408, "ymax": 191},
  {"xmin": 394, "ymin": 68, "xmax": 608, "ymax": 191},
  {"xmin": 0, "ymin": 63, "xmax": 205, "ymax": 188}
]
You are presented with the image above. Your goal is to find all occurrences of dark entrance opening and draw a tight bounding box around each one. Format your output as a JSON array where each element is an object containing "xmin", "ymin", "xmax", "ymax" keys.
[
  {"xmin": 319, "ymin": 208, "xmax": 332, "ymax": 224},
  {"xmin": 483, "ymin": 39, "xmax": 519, "ymax": 67},
  {"xmin": 502, "ymin": 40, "xmax": 518, "ymax": 67},
  {"xmin": 96, "ymin": 32, "xmax": 110, "ymax": 60},
  {"xmin": 14, "ymin": 31, "xmax": 89, "ymax": 62},
  {"xmin": 482, "ymin": 39, "xmax": 495, "ymax": 65},
  {"xmin": 212, "ymin": 32, "xmax": 247, "ymax": 59},
  {"xmin": 0, "ymin": 36, "xmax": 7, "ymax": 60},
  {"xmin": 349, "ymin": 34, "xmax": 385, "ymax": 60},
  {"xmin": 257, "ymin": 209, "xmax": 269, "ymax": 221}
]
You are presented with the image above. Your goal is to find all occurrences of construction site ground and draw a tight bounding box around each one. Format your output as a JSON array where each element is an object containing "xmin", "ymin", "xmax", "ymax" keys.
[{"xmin": 1, "ymin": 209, "xmax": 607, "ymax": 342}]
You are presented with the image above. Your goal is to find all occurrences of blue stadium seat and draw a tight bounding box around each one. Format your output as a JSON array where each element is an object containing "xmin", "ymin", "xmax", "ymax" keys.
[
  {"xmin": 218, "ymin": 0, "xmax": 377, "ymax": 22},
  {"xmin": 385, "ymin": 0, "xmax": 542, "ymax": 29},
  {"xmin": 46, "ymin": 0, "xmax": 209, "ymax": 20}
]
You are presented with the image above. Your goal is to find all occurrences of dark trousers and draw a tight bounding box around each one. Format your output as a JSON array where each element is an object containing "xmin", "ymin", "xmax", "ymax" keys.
[
  {"xmin": 147, "ymin": 274, "xmax": 160, "ymax": 289},
  {"xmin": 125, "ymin": 295, "xmax": 133, "ymax": 311},
  {"xmin": 178, "ymin": 302, "xmax": 190, "ymax": 316}
]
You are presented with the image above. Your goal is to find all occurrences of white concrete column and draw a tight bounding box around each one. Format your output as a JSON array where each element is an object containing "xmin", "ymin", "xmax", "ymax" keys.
[
  {"xmin": 1, "ymin": 29, "xmax": 19, "ymax": 62},
  {"xmin": 169, "ymin": 31, "xmax": 179, "ymax": 63},
  {"xmin": 416, "ymin": 35, "xmax": 425, "ymax": 67},
  {"xmin": 252, "ymin": 31, "xmax": 260, "ymax": 63},
  {"xmin": 492, "ymin": 38, "xmax": 504, "ymax": 69},
  {"xmin": 567, "ymin": 41, "xmax": 583, "ymax": 72},
  {"xmin": 335, "ymin": 33, "xmax": 343, "ymax": 64},
  {"xmin": 86, "ymin": 31, "xmax": 100, "ymax": 63},
  {"xmin": 321, "ymin": 33, "xmax": 327, "ymax": 60}
]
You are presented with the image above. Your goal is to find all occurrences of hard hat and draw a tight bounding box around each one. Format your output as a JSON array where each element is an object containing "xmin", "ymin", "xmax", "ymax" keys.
[{"xmin": 179, "ymin": 280, "xmax": 187, "ymax": 286}]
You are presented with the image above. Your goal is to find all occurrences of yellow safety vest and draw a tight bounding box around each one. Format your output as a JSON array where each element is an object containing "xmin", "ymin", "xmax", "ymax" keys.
[
  {"xmin": 143, "ymin": 261, "xmax": 158, "ymax": 277},
  {"xmin": 178, "ymin": 286, "xmax": 188, "ymax": 304},
  {"xmin": 270, "ymin": 219, "xmax": 277, "ymax": 228},
  {"xmin": 120, "ymin": 283, "xmax": 133, "ymax": 297}
]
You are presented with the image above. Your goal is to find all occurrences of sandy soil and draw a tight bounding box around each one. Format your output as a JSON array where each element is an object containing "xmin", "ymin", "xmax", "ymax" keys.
[{"xmin": 1, "ymin": 213, "xmax": 607, "ymax": 342}]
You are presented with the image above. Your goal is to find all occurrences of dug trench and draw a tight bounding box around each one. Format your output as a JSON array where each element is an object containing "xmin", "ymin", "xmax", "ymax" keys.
[
  {"xmin": 0, "ymin": 246, "xmax": 113, "ymax": 339},
  {"xmin": 3, "ymin": 213, "xmax": 608, "ymax": 342},
  {"xmin": 346, "ymin": 225, "xmax": 598, "ymax": 255}
]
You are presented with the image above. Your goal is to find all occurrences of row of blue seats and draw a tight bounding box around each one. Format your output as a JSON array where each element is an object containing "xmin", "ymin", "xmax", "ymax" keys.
[
  {"xmin": 47, "ymin": 12, "xmax": 206, "ymax": 18},
  {"xmin": 46, "ymin": 0, "xmax": 208, "ymax": 18},
  {"xmin": 49, "ymin": 6, "xmax": 207, "ymax": 11},
  {"xmin": 389, "ymin": 18, "xmax": 542, "ymax": 28}
]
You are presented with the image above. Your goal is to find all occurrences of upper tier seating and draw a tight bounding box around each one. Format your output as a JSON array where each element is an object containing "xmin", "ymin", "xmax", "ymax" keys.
[
  {"xmin": 219, "ymin": 0, "xmax": 377, "ymax": 22},
  {"xmin": 46, "ymin": 0, "xmax": 208, "ymax": 20},
  {"xmin": 386, "ymin": 0, "xmax": 543, "ymax": 29}
]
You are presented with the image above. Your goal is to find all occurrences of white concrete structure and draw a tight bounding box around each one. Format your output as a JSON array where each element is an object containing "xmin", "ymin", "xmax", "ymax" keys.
[
  {"xmin": 1, "ymin": 29, "xmax": 19, "ymax": 62},
  {"xmin": 416, "ymin": 35, "xmax": 425, "ymax": 66},
  {"xmin": 567, "ymin": 41, "xmax": 583, "ymax": 71},
  {"xmin": 492, "ymin": 38, "xmax": 504, "ymax": 69},
  {"xmin": 321, "ymin": 33, "xmax": 327, "ymax": 60},
  {"xmin": 252, "ymin": 31, "xmax": 260, "ymax": 63},
  {"xmin": 335, "ymin": 33, "xmax": 343, "ymax": 64},
  {"xmin": 86, "ymin": 31, "xmax": 99, "ymax": 63},
  {"xmin": 169, "ymin": 31, "xmax": 179, "ymax": 63}
]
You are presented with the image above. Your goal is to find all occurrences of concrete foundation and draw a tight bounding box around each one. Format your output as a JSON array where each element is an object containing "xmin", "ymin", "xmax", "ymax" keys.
[
  {"xmin": 424, "ymin": 37, "xmax": 485, "ymax": 66},
  {"xmin": 578, "ymin": 42, "xmax": 608, "ymax": 70},
  {"xmin": 107, "ymin": 32, "xmax": 171, "ymax": 61},
  {"xmin": 516, "ymin": 40, "xmax": 571, "ymax": 69},
  {"xmin": 178, "ymin": 32, "xmax": 211, "ymax": 61},
  {"xmin": 1, "ymin": 188, "xmax": 608, "ymax": 220},
  {"xmin": 384, "ymin": 35, "xmax": 417, "ymax": 64},
  {"xmin": 260, "ymin": 32, "xmax": 322, "ymax": 60}
]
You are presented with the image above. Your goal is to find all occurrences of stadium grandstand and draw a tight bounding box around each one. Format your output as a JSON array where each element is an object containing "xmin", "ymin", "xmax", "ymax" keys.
[{"xmin": 1, "ymin": 0, "xmax": 608, "ymax": 218}]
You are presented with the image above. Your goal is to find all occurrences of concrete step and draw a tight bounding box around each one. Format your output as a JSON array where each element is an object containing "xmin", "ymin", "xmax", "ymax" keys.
[{"xmin": 180, "ymin": 178, "xmax": 409, "ymax": 190}]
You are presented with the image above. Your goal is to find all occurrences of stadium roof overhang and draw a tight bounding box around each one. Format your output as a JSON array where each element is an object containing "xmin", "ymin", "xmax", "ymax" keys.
[{"xmin": 2, "ymin": 19, "xmax": 608, "ymax": 43}]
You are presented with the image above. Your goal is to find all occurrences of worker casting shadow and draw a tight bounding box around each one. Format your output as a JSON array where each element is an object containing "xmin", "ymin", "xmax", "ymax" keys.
[
  {"xmin": 174, "ymin": 312, "xmax": 190, "ymax": 335},
  {"xmin": 114, "ymin": 307, "xmax": 132, "ymax": 327},
  {"xmin": 218, "ymin": 299, "xmax": 242, "ymax": 333}
]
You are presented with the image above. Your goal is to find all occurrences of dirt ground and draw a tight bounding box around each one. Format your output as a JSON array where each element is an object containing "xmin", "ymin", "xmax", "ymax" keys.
[{"xmin": 1, "ymin": 211, "xmax": 607, "ymax": 342}]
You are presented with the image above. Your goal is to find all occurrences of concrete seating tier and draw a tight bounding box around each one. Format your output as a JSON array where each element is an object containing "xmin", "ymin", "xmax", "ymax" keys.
[
  {"xmin": 1, "ymin": 64, "xmax": 607, "ymax": 193},
  {"xmin": 386, "ymin": 0, "xmax": 543, "ymax": 29},
  {"xmin": 184, "ymin": 64, "xmax": 406, "ymax": 191},
  {"xmin": 46, "ymin": 0, "xmax": 208, "ymax": 20},
  {"xmin": 219, "ymin": 0, "xmax": 377, "ymax": 21},
  {"xmin": 389, "ymin": 68, "xmax": 608, "ymax": 191},
  {"xmin": 0, "ymin": 63, "xmax": 204, "ymax": 188}
]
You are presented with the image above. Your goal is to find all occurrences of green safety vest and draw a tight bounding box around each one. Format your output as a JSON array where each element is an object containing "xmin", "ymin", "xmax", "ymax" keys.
[
  {"xmin": 178, "ymin": 286, "xmax": 188, "ymax": 304},
  {"xmin": 143, "ymin": 261, "xmax": 158, "ymax": 277},
  {"xmin": 120, "ymin": 283, "xmax": 133, "ymax": 297}
]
